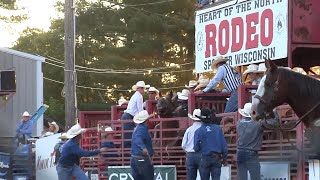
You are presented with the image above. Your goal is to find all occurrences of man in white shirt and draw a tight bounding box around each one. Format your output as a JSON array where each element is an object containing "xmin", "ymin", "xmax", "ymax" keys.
[
  {"xmin": 121, "ymin": 80, "xmax": 145, "ymax": 148},
  {"xmin": 182, "ymin": 109, "xmax": 202, "ymax": 180}
]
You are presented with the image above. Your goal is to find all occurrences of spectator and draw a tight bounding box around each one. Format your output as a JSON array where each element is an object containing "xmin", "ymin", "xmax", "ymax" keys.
[
  {"xmin": 195, "ymin": 0, "xmax": 210, "ymax": 9},
  {"xmin": 15, "ymin": 111, "xmax": 33, "ymax": 145},
  {"xmin": 182, "ymin": 109, "xmax": 202, "ymax": 180},
  {"xmin": 56, "ymin": 124, "xmax": 107, "ymax": 180},
  {"xmin": 121, "ymin": 81, "xmax": 146, "ymax": 148},
  {"xmin": 43, "ymin": 122, "xmax": 59, "ymax": 137},
  {"xmin": 147, "ymin": 87, "xmax": 159, "ymax": 101},
  {"xmin": 194, "ymin": 108, "xmax": 228, "ymax": 180},
  {"xmin": 195, "ymin": 56, "xmax": 243, "ymax": 112},
  {"xmin": 53, "ymin": 133, "xmax": 69, "ymax": 165},
  {"xmin": 131, "ymin": 110, "xmax": 154, "ymax": 180},
  {"xmin": 237, "ymin": 103, "xmax": 279, "ymax": 180}
]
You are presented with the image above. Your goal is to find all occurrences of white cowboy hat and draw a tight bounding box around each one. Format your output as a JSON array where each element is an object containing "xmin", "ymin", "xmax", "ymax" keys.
[
  {"xmin": 132, "ymin": 81, "xmax": 146, "ymax": 91},
  {"xmin": 238, "ymin": 103, "xmax": 252, "ymax": 118},
  {"xmin": 188, "ymin": 109, "xmax": 201, "ymax": 121},
  {"xmin": 178, "ymin": 89, "xmax": 190, "ymax": 100},
  {"xmin": 256, "ymin": 63, "xmax": 267, "ymax": 73},
  {"xmin": 243, "ymin": 64, "xmax": 259, "ymax": 74},
  {"xmin": 145, "ymin": 84, "xmax": 151, "ymax": 89},
  {"xmin": 148, "ymin": 87, "xmax": 159, "ymax": 94},
  {"xmin": 59, "ymin": 133, "xmax": 69, "ymax": 140},
  {"xmin": 211, "ymin": 56, "xmax": 229, "ymax": 70},
  {"xmin": 48, "ymin": 121, "xmax": 59, "ymax": 133},
  {"xmin": 118, "ymin": 96, "xmax": 128, "ymax": 106},
  {"xmin": 185, "ymin": 80, "xmax": 198, "ymax": 88},
  {"xmin": 133, "ymin": 110, "xmax": 151, "ymax": 124},
  {"xmin": 66, "ymin": 124, "xmax": 86, "ymax": 139},
  {"xmin": 195, "ymin": 78, "xmax": 210, "ymax": 89},
  {"xmin": 104, "ymin": 126, "xmax": 114, "ymax": 132},
  {"xmin": 22, "ymin": 111, "xmax": 31, "ymax": 117}
]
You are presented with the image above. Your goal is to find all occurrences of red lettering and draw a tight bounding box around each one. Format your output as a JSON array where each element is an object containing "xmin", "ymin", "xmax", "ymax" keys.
[
  {"xmin": 218, "ymin": 20, "xmax": 229, "ymax": 55},
  {"xmin": 246, "ymin": 12, "xmax": 259, "ymax": 49},
  {"xmin": 231, "ymin": 17, "xmax": 244, "ymax": 52},
  {"xmin": 205, "ymin": 24, "xmax": 217, "ymax": 58},
  {"xmin": 260, "ymin": 9, "xmax": 273, "ymax": 46}
]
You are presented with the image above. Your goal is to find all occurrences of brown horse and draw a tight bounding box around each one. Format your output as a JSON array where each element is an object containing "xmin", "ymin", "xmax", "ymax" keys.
[{"xmin": 251, "ymin": 59, "xmax": 320, "ymax": 155}]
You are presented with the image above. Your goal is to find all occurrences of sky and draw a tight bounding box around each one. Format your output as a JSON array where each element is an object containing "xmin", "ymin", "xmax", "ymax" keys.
[{"xmin": 0, "ymin": 0, "xmax": 61, "ymax": 47}]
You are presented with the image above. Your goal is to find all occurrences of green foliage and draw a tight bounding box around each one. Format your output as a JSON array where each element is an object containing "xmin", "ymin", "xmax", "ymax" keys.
[
  {"xmin": 0, "ymin": 0, "xmax": 27, "ymax": 23},
  {"xmin": 13, "ymin": 0, "xmax": 197, "ymax": 121},
  {"xmin": 45, "ymin": 97, "xmax": 65, "ymax": 125}
]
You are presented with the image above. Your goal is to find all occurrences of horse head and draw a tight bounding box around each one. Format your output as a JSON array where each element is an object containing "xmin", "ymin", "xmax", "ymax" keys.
[
  {"xmin": 156, "ymin": 91, "xmax": 178, "ymax": 117},
  {"xmin": 251, "ymin": 59, "xmax": 289, "ymax": 120}
]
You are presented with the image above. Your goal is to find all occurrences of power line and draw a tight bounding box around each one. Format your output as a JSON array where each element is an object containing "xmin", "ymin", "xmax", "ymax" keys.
[{"xmin": 83, "ymin": 0, "xmax": 175, "ymax": 8}]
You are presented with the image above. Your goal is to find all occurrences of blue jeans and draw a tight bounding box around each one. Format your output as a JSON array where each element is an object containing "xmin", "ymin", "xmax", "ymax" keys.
[
  {"xmin": 186, "ymin": 152, "xmax": 201, "ymax": 180},
  {"xmin": 56, "ymin": 164, "xmax": 88, "ymax": 180},
  {"xmin": 130, "ymin": 156, "xmax": 154, "ymax": 180},
  {"xmin": 224, "ymin": 90, "xmax": 238, "ymax": 113},
  {"xmin": 200, "ymin": 155, "xmax": 222, "ymax": 180},
  {"xmin": 121, "ymin": 113, "xmax": 135, "ymax": 148},
  {"xmin": 236, "ymin": 149, "xmax": 261, "ymax": 180}
]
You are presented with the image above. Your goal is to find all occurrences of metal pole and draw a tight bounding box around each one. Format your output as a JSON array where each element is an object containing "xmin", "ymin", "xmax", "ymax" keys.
[{"xmin": 64, "ymin": 0, "xmax": 77, "ymax": 130}]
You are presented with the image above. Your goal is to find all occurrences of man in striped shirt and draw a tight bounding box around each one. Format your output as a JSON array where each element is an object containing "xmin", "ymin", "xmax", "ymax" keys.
[{"xmin": 195, "ymin": 56, "xmax": 243, "ymax": 112}]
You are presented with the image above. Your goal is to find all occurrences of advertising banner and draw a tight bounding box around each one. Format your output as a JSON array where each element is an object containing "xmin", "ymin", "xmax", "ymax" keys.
[
  {"xmin": 0, "ymin": 152, "xmax": 10, "ymax": 179},
  {"xmin": 108, "ymin": 165, "xmax": 176, "ymax": 180},
  {"xmin": 195, "ymin": 0, "xmax": 288, "ymax": 73},
  {"xmin": 35, "ymin": 133, "xmax": 61, "ymax": 180},
  {"xmin": 196, "ymin": 165, "xmax": 231, "ymax": 180},
  {"xmin": 249, "ymin": 161, "xmax": 290, "ymax": 180}
]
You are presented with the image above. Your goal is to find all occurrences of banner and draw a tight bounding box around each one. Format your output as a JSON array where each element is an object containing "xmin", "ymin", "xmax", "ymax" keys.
[
  {"xmin": 108, "ymin": 165, "xmax": 176, "ymax": 180},
  {"xmin": 35, "ymin": 133, "xmax": 61, "ymax": 180},
  {"xmin": 196, "ymin": 165, "xmax": 231, "ymax": 180},
  {"xmin": 0, "ymin": 152, "xmax": 10, "ymax": 179},
  {"xmin": 249, "ymin": 161, "xmax": 290, "ymax": 180},
  {"xmin": 195, "ymin": 0, "xmax": 288, "ymax": 73}
]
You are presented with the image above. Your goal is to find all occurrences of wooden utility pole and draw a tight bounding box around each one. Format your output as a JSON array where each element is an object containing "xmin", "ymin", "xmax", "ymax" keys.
[{"xmin": 64, "ymin": 0, "xmax": 77, "ymax": 130}]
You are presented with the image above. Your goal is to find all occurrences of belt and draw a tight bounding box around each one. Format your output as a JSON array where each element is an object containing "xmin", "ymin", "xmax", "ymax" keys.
[
  {"xmin": 237, "ymin": 148, "xmax": 258, "ymax": 153},
  {"xmin": 131, "ymin": 155, "xmax": 149, "ymax": 159},
  {"xmin": 203, "ymin": 152, "xmax": 222, "ymax": 159}
]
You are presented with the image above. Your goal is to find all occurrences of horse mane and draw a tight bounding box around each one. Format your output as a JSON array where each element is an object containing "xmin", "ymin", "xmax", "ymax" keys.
[{"xmin": 278, "ymin": 67, "xmax": 320, "ymax": 97}]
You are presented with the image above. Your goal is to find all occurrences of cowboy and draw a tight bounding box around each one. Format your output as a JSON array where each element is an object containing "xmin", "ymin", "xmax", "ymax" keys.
[
  {"xmin": 177, "ymin": 89, "xmax": 190, "ymax": 117},
  {"xmin": 194, "ymin": 75, "xmax": 210, "ymax": 92},
  {"xmin": 185, "ymin": 80, "xmax": 198, "ymax": 92},
  {"xmin": 243, "ymin": 64, "xmax": 259, "ymax": 84},
  {"xmin": 194, "ymin": 108, "xmax": 228, "ymax": 180},
  {"xmin": 118, "ymin": 96, "xmax": 128, "ymax": 106},
  {"xmin": 147, "ymin": 86, "xmax": 159, "ymax": 101},
  {"xmin": 181, "ymin": 109, "xmax": 202, "ymax": 180},
  {"xmin": 43, "ymin": 121, "xmax": 59, "ymax": 137},
  {"xmin": 121, "ymin": 80, "xmax": 146, "ymax": 148},
  {"xmin": 131, "ymin": 110, "xmax": 154, "ymax": 180},
  {"xmin": 236, "ymin": 103, "xmax": 279, "ymax": 180},
  {"xmin": 15, "ymin": 111, "xmax": 33, "ymax": 145},
  {"xmin": 101, "ymin": 126, "xmax": 118, "ymax": 159},
  {"xmin": 195, "ymin": 56, "xmax": 243, "ymax": 113},
  {"xmin": 56, "ymin": 124, "xmax": 107, "ymax": 180},
  {"xmin": 53, "ymin": 133, "xmax": 69, "ymax": 165},
  {"xmin": 254, "ymin": 63, "xmax": 267, "ymax": 85}
]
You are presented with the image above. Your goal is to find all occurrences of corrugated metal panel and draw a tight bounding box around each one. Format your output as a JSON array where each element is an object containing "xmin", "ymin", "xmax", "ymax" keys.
[{"xmin": 0, "ymin": 50, "xmax": 43, "ymax": 137}]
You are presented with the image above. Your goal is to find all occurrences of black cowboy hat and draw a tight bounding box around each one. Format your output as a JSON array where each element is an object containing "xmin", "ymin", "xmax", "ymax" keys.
[{"xmin": 195, "ymin": 108, "xmax": 212, "ymax": 120}]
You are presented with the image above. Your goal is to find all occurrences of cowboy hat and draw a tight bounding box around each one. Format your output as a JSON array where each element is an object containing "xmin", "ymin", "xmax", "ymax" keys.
[
  {"xmin": 256, "ymin": 63, "xmax": 267, "ymax": 73},
  {"xmin": 211, "ymin": 56, "xmax": 229, "ymax": 70},
  {"xmin": 22, "ymin": 111, "xmax": 31, "ymax": 117},
  {"xmin": 66, "ymin": 124, "xmax": 86, "ymax": 139},
  {"xmin": 145, "ymin": 84, "xmax": 151, "ymax": 89},
  {"xmin": 132, "ymin": 81, "xmax": 146, "ymax": 91},
  {"xmin": 195, "ymin": 78, "xmax": 210, "ymax": 89},
  {"xmin": 178, "ymin": 89, "xmax": 190, "ymax": 100},
  {"xmin": 133, "ymin": 110, "xmax": 152, "ymax": 124},
  {"xmin": 195, "ymin": 108, "xmax": 212, "ymax": 120},
  {"xmin": 118, "ymin": 96, "xmax": 128, "ymax": 106},
  {"xmin": 104, "ymin": 126, "xmax": 114, "ymax": 132},
  {"xmin": 185, "ymin": 80, "xmax": 198, "ymax": 88},
  {"xmin": 243, "ymin": 64, "xmax": 259, "ymax": 74},
  {"xmin": 59, "ymin": 133, "xmax": 69, "ymax": 140},
  {"xmin": 238, "ymin": 103, "xmax": 252, "ymax": 118},
  {"xmin": 48, "ymin": 121, "xmax": 59, "ymax": 133},
  {"xmin": 148, "ymin": 87, "xmax": 159, "ymax": 94},
  {"xmin": 188, "ymin": 109, "xmax": 201, "ymax": 121}
]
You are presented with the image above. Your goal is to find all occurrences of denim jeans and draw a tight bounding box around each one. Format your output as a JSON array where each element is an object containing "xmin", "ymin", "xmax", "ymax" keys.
[
  {"xmin": 199, "ymin": 155, "xmax": 222, "ymax": 180},
  {"xmin": 56, "ymin": 164, "xmax": 88, "ymax": 180},
  {"xmin": 186, "ymin": 152, "xmax": 201, "ymax": 180},
  {"xmin": 130, "ymin": 156, "xmax": 154, "ymax": 180},
  {"xmin": 121, "ymin": 113, "xmax": 135, "ymax": 148},
  {"xmin": 224, "ymin": 90, "xmax": 238, "ymax": 113},
  {"xmin": 236, "ymin": 149, "xmax": 261, "ymax": 180}
]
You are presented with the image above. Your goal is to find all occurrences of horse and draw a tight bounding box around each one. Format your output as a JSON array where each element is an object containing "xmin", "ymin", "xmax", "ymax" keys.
[{"xmin": 251, "ymin": 59, "xmax": 320, "ymax": 156}]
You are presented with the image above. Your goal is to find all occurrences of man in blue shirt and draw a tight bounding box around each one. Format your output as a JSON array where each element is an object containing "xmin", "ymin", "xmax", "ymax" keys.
[
  {"xmin": 194, "ymin": 108, "xmax": 228, "ymax": 180},
  {"xmin": 131, "ymin": 110, "xmax": 154, "ymax": 180},
  {"xmin": 195, "ymin": 56, "xmax": 243, "ymax": 113},
  {"xmin": 56, "ymin": 124, "xmax": 107, "ymax": 180},
  {"xmin": 15, "ymin": 111, "xmax": 33, "ymax": 145}
]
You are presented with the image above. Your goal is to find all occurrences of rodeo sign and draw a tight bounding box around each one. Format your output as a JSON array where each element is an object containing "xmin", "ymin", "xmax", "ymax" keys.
[
  {"xmin": 195, "ymin": 0, "xmax": 288, "ymax": 73},
  {"xmin": 107, "ymin": 165, "xmax": 176, "ymax": 180}
]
